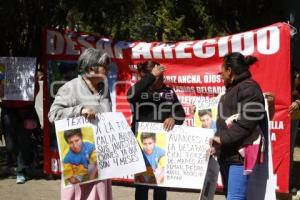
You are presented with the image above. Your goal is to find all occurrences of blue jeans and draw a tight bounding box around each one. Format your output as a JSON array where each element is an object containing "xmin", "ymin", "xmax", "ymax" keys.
[
  {"xmin": 220, "ymin": 164, "xmax": 249, "ymax": 200},
  {"xmin": 1, "ymin": 107, "xmax": 34, "ymax": 173}
]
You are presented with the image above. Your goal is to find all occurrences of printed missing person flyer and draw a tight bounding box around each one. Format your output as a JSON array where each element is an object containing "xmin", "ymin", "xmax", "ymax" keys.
[
  {"xmin": 135, "ymin": 122, "xmax": 214, "ymax": 189},
  {"xmin": 193, "ymin": 93, "xmax": 223, "ymax": 135},
  {"xmin": 54, "ymin": 112, "xmax": 146, "ymax": 187}
]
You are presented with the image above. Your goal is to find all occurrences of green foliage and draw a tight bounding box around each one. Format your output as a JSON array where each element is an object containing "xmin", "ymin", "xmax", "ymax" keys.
[
  {"xmin": 191, "ymin": 0, "xmax": 227, "ymax": 38},
  {"xmin": 0, "ymin": 0, "xmax": 287, "ymax": 65},
  {"xmin": 154, "ymin": 1, "xmax": 187, "ymax": 41},
  {"xmin": 0, "ymin": 0, "xmax": 68, "ymax": 60},
  {"xmin": 127, "ymin": 11, "xmax": 157, "ymax": 42}
]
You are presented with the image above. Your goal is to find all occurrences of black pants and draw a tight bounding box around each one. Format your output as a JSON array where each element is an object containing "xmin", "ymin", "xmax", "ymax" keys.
[
  {"xmin": 2, "ymin": 107, "xmax": 34, "ymax": 173},
  {"xmin": 135, "ymin": 185, "xmax": 166, "ymax": 200},
  {"xmin": 290, "ymin": 119, "xmax": 299, "ymax": 188}
]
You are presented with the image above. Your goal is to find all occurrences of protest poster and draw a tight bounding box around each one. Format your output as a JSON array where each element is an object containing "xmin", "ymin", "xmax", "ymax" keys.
[
  {"xmin": 0, "ymin": 57, "xmax": 36, "ymax": 101},
  {"xmin": 194, "ymin": 94, "xmax": 222, "ymax": 134},
  {"xmin": 54, "ymin": 112, "xmax": 146, "ymax": 187},
  {"xmin": 135, "ymin": 122, "xmax": 214, "ymax": 189},
  {"xmin": 95, "ymin": 112, "xmax": 146, "ymax": 179}
]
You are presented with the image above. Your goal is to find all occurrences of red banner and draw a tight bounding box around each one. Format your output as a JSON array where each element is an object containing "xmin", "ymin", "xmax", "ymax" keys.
[{"xmin": 42, "ymin": 22, "xmax": 291, "ymax": 193}]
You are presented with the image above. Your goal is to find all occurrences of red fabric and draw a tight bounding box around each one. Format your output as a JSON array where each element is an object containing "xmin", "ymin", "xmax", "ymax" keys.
[{"xmin": 243, "ymin": 140, "xmax": 264, "ymax": 175}]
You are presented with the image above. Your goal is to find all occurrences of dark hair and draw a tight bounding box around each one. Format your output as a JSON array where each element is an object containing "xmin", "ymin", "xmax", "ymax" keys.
[
  {"xmin": 223, "ymin": 52, "xmax": 258, "ymax": 75},
  {"xmin": 64, "ymin": 128, "xmax": 82, "ymax": 143},
  {"xmin": 140, "ymin": 132, "xmax": 156, "ymax": 142},
  {"xmin": 137, "ymin": 61, "xmax": 159, "ymax": 74},
  {"xmin": 198, "ymin": 109, "xmax": 212, "ymax": 118}
]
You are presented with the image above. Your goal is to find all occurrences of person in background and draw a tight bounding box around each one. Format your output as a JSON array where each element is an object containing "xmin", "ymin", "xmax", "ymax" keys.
[
  {"xmin": 211, "ymin": 52, "xmax": 268, "ymax": 200},
  {"xmin": 289, "ymin": 70, "xmax": 300, "ymax": 193},
  {"xmin": 48, "ymin": 48, "xmax": 112, "ymax": 200},
  {"xmin": 1, "ymin": 68, "xmax": 40, "ymax": 184},
  {"xmin": 127, "ymin": 60, "xmax": 185, "ymax": 200}
]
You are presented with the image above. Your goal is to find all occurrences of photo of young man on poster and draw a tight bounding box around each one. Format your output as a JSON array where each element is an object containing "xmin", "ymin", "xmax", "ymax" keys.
[
  {"xmin": 135, "ymin": 132, "xmax": 166, "ymax": 185},
  {"xmin": 58, "ymin": 127, "xmax": 98, "ymax": 186},
  {"xmin": 198, "ymin": 109, "xmax": 217, "ymax": 133}
]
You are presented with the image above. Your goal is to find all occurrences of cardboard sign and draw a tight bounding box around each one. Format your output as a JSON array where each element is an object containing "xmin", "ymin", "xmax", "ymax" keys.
[{"xmin": 0, "ymin": 57, "xmax": 36, "ymax": 101}]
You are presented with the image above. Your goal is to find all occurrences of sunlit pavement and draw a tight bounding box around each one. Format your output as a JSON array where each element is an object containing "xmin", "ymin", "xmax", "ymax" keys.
[{"xmin": 0, "ymin": 178, "xmax": 226, "ymax": 200}]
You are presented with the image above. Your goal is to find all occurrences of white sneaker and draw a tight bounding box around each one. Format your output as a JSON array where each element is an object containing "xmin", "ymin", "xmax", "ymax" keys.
[{"xmin": 16, "ymin": 174, "xmax": 26, "ymax": 184}]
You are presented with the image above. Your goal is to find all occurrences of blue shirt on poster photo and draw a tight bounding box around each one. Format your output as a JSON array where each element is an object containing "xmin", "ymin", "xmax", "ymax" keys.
[
  {"xmin": 64, "ymin": 142, "xmax": 95, "ymax": 168},
  {"xmin": 143, "ymin": 146, "xmax": 165, "ymax": 170}
]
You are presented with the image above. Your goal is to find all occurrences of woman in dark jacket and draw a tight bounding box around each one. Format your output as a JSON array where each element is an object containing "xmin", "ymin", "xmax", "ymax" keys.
[
  {"xmin": 127, "ymin": 61, "xmax": 185, "ymax": 200},
  {"xmin": 212, "ymin": 52, "xmax": 267, "ymax": 200}
]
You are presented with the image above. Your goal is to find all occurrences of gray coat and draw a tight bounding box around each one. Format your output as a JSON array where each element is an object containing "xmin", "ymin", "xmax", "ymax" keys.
[{"xmin": 48, "ymin": 76, "xmax": 112, "ymax": 122}]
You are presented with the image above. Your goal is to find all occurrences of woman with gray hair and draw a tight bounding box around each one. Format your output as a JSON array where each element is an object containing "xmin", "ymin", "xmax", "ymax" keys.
[{"xmin": 48, "ymin": 48, "xmax": 112, "ymax": 200}]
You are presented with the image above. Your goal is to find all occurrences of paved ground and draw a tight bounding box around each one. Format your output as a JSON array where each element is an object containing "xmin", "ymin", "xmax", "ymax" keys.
[
  {"xmin": 0, "ymin": 147, "xmax": 299, "ymax": 200},
  {"xmin": 0, "ymin": 178, "xmax": 225, "ymax": 200}
]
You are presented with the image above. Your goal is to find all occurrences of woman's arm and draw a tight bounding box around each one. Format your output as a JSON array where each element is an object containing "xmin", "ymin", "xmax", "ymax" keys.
[
  {"xmin": 48, "ymin": 83, "xmax": 83, "ymax": 122},
  {"xmin": 217, "ymin": 84, "xmax": 265, "ymax": 145},
  {"xmin": 127, "ymin": 73, "xmax": 156, "ymax": 104}
]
